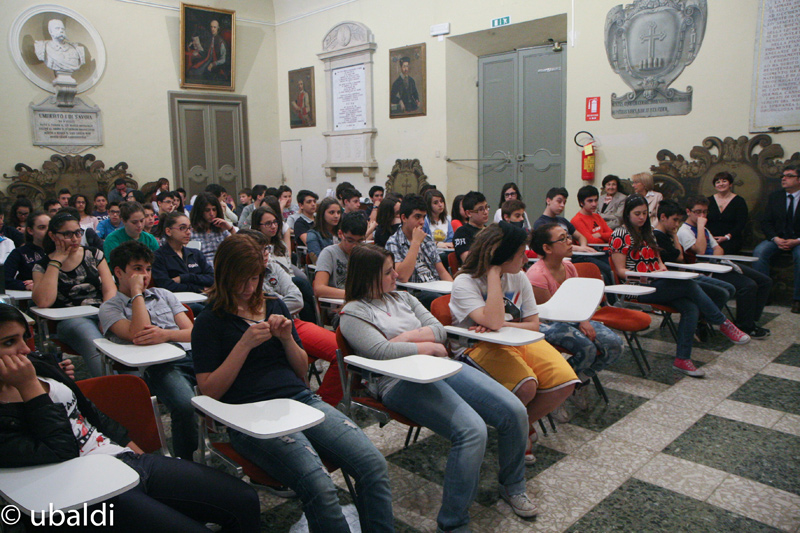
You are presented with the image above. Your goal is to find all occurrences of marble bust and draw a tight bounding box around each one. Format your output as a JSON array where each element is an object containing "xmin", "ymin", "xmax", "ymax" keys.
[{"xmin": 34, "ymin": 19, "xmax": 85, "ymax": 74}]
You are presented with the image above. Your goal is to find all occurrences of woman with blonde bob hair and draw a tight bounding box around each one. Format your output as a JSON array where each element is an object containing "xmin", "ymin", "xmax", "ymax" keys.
[
  {"xmin": 449, "ymin": 222, "xmax": 580, "ymax": 464},
  {"xmin": 191, "ymin": 234, "xmax": 393, "ymax": 533},
  {"xmin": 631, "ymin": 172, "xmax": 662, "ymax": 227},
  {"xmin": 340, "ymin": 244, "xmax": 537, "ymax": 530}
]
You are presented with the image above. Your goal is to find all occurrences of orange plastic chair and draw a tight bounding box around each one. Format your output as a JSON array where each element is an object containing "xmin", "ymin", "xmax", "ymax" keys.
[
  {"xmin": 335, "ymin": 328, "xmax": 422, "ymax": 448},
  {"xmin": 447, "ymin": 252, "xmax": 459, "ymax": 276},
  {"xmin": 574, "ymin": 262, "xmax": 653, "ymax": 376},
  {"xmin": 77, "ymin": 374, "xmax": 170, "ymax": 455}
]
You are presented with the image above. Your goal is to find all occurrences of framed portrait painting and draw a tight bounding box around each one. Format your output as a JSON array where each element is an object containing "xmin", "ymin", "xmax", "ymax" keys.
[
  {"xmin": 289, "ymin": 67, "xmax": 316, "ymax": 128},
  {"xmin": 389, "ymin": 43, "xmax": 426, "ymax": 118},
  {"xmin": 180, "ymin": 3, "xmax": 235, "ymax": 91}
]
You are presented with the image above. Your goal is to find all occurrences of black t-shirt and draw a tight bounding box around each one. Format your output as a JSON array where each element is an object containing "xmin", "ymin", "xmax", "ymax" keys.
[
  {"xmin": 293, "ymin": 216, "xmax": 314, "ymax": 245},
  {"xmin": 192, "ymin": 298, "xmax": 307, "ymax": 404},
  {"xmin": 653, "ymin": 229, "xmax": 681, "ymax": 263},
  {"xmin": 533, "ymin": 214, "xmax": 576, "ymax": 235},
  {"xmin": 453, "ymin": 224, "xmax": 482, "ymax": 261}
]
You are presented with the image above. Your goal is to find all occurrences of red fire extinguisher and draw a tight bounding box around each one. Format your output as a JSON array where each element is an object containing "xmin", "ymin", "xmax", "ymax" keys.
[{"xmin": 575, "ymin": 131, "xmax": 596, "ymax": 181}]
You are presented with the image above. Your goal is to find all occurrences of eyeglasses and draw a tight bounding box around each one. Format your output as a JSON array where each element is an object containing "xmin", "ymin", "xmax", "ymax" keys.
[
  {"xmin": 691, "ymin": 209, "xmax": 708, "ymax": 215},
  {"xmin": 55, "ymin": 229, "xmax": 85, "ymax": 239},
  {"xmin": 109, "ymin": 210, "xmax": 121, "ymax": 215},
  {"xmin": 170, "ymin": 224, "xmax": 191, "ymax": 232},
  {"xmin": 547, "ymin": 234, "xmax": 571, "ymax": 245},
  {"xmin": 470, "ymin": 205, "xmax": 490, "ymax": 213},
  {"xmin": 259, "ymin": 220, "xmax": 279, "ymax": 227},
  {"xmin": 504, "ymin": 192, "xmax": 517, "ymax": 198}
]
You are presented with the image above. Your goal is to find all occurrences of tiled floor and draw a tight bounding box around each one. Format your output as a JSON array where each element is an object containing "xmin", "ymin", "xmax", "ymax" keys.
[{"xmin": 79, "ymin": 302, "xmax": 800, "ymax": 531}]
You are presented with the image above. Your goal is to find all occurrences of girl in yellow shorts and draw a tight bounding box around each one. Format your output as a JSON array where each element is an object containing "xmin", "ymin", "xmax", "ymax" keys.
[{"xmin": 449, "ymin": 222, "xmax": 579, "ymax": 463}]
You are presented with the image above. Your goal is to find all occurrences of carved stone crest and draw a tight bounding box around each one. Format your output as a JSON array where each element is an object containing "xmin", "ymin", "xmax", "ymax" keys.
[
  {"xmin": 322, "ymin": 22, "xmax": 372, "ymax": 53},
  {"xmin": 385, "ymin": 159, "xmax": 429, "ymax": 196},
  {"xmin": 605, "ymin": 0, "xmax": 707, "ymax": 118}
]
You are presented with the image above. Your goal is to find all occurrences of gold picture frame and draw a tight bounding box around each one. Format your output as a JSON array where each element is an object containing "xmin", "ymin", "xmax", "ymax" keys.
[
  {"xmin": 180, "ymin": 3, "xmax": 235, "ymax": 91},
  {"xmin": 389, "ymin": 43, "xmax": 426, "ymax": 118},
  {"xmin": 288, "ymin": 67, "xmax": 316, "ymax": 128}
]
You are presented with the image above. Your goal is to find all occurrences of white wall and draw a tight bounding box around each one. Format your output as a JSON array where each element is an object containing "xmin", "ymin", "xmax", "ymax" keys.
[{"xmin": 0, "ymin": 0, "xmax": 281, "ymax": 189}]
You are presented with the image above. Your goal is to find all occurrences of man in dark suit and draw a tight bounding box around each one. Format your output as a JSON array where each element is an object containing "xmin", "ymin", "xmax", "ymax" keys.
[{"xmin": 753, "ymin": 163, "xmax": 800, "ymax": 313}]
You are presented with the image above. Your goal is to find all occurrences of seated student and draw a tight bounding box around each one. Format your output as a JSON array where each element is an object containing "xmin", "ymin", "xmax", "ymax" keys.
[
  {"xmin": 449, "ymin": 222, "xmax": 579, "ymax": 462},
  {"xmin": 653, "ymin": 200, "xmax": 736, "ymax": 318},
  {"xmin": 453, "ymin": 191, "xmax": 490, "ymax": 263},
  {"xmin": 341, "ymin": 245, "xmax": 537, "ymax": 528},
  {"xmin": 237, "ymin": 184, "xmax": 267, "ymax": 230},
  {"xmin": 335, "ymin": 181, "xmax": 355, "ymax": 206},
  {"xmin": 190, "ymin": 192, "xmax": 237, "ymax": 264},
  {"xmin": 527, "ymin": 223, "xmax": 623, "ymax": 408},
  {"xmin": 422, "ymin": 189, "xmax": 454, "ymax": 249},
  {"xmin": 175, "ymin": 187, "xmax": 191, "ymax": 215},
  {"xmin": 707, "ymin": 172, "xmax": 749, "ymax": 254},
  {"xmin": 386, "ymin": 195, "xmax": 453, "ymax": 308},
  {"xmin": 598, "ymin": 174, "xmax": 627, "ymax": 230},
  {"xmin": 570, "ymin": 185, "xmax": 613, "ymax": 244},
  {"xmin": 143, "ymin": 203, "xmax": 157, "ymax": 235},
  {"xmin": 32, "ymin": 212, "xmax": 117, "ymax": 377},
  {"xmin": 100, "ymin": 241, "xmax": 198, "ymax": 460},
  {"xmin": 191, "ymin": 235, "xmax": 393, "ymax": 531},
  {"xmin": 306, "ymin": 197, "xmax": 341, "ymax": 262},
  {"xmin": 373, "ymin": 194, "xmax": 401, "ymax": 248},
  {"xmin": 292, "ymin": 189, "xmax": 318, "ymax": 245},
  {"xmin": 235, "ymin": 187, "xmax": 252, "ymax": 217},
  {"xmin": 205, "ymin": 184, "xmax": 239, "ymax": 227},
  {"xmin": 493, "ymin": 182, "xmax": 532, "ymax": 230},
  {"xmin": 9, "ymin": 197, "xmax": 33, "ymax": 234},
  {"xmin": 313, "ymin": 212, "xmax": 366, "ymax": 326},
  {"xmin": 58, "ymin": 188, "xmax": 71, "ymax": 209},
  {"xmin": 0, "ymin": 208, "xmax": 25, "ymax": 248},
  {"xmin": 679, "ymin": 196, "xmax": 772, "ymax": 339},
  {"xmin": 104, "ymin": 201, "xmax": 160, "ymax": 260},
  {"xmin": 753, "ymin": 163, "xmax": 800, "ymax": 314},
  {"xmin": 96, "ymin": 202, "xmax": 123, "ymax": 239},
  {"xmin": 533, "ymin": 187, "xmax": 614, "ymax": 285},
  {"xmin": 0, "ymin": 230, "xmax": 15, "ymax": 265},
  {"xmin": 260, "ymin": 196, "xmax": 295, "ymax": 269},
  {"xmin": 156, "ymin": 190, "xmax": 176, "ymax": 217},
  {"xmin": 341, "ymin": 187, "xmax": 376, "ymax": 240},
  {"xmin": 5, "ymin": 211, "xmax": 49, "ymax": 291},
  {"xmin": 368, "ymin": 185, "xmax": 384, "ymax": 222},
  {"xmin": 69, "ymin": 193, "xmax": 97, "ymax": 232},
  {"xmin": 92, "ymin": 192, "xmax": 109, "ymax": 221},
  {"xmin": 277, "ymin": 184, "xmax": 296, "ymax": 222},
  {"xmin": 500, "ymin": 199, "xmax": 528, "ymax": 229},
  {"xmin": 44, "ymin": 198, "xmax": 62, "ymax": 218},
  {"xmin": 108, "ymin": 177, "xmax": 129, "ymax": 204},
  {"xmin": 610, "ymin": 195, "xmax": 750, "ymax": 377},
  {"xmin": 0, "ymin": 304, "xmax": 260, "ymax": 531},
  {"xmin": 59, "ymin": 207, "xmax": 103, "ymax": 250},
  {"xmin": 152, "ymin": 211, "xmax": 213, "ymax": 297},
  {"xmin": 240, "ymin": 229, "xmax": 343, "ymax": 406},
  {"xmin": 450, "ymin": 194, "xmax": 466, "ymax": 232}
]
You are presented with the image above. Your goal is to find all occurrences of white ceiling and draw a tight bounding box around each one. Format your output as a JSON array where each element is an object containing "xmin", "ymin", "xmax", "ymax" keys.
[{"xmin": 272, "ymin": 0, "xmax": 353, "ymax": 23}]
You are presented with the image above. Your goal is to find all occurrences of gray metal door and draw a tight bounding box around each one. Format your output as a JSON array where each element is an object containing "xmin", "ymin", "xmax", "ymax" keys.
[
  {"xmin": 478, "ymin": 46, "xmax": 566, "ymax": 213},
  {"xmin": 169, "ymin": 92, "xmax": 250, "ymax": 199}
]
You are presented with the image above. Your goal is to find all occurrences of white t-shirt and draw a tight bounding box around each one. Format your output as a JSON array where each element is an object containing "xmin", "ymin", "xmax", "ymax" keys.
[
  {"xmin": 42, "ymin": 378, "xmax": 131, "ymax": 457},
  {"xmin": 677, "ymin": 223, "xmax": 718, "ymax": 253},
  {"xmin": 428, "ymin": 216, "xmax": 451, "ymax": 243},
  {"xmin": 0, "ymin": 238, "xmax": 15, "ymax": 264},
  {"xmin": 449, "ymin": 271, "xmax": 539, "ymax": 355}
]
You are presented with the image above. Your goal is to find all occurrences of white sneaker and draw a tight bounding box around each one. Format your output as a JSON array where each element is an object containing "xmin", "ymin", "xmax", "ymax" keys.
[
  {"xmin": 551, "ymin": 404, "xmax": 571, "ymax": 423},
  {"xmin": 572, "ymin": 382, "xmax": 592, "ymax": 411},
  {"xmin": 499, "ymin": 486, "xmax": 539, "ymax": 518}
]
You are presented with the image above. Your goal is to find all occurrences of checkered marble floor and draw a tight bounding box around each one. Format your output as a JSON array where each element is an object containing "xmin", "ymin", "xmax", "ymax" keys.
[{"xmin": 250, "ymin": 303, "xmax": 800, "ymax": 532}]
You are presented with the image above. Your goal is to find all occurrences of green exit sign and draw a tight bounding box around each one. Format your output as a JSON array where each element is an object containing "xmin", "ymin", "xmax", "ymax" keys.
[{"xmin": 491, "ymin": 16, "xmax": 510, "ymax": 28}]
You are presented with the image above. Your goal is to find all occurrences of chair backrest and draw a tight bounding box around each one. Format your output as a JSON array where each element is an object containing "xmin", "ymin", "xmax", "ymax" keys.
[
  {"xmin": 76, "ymin": 375, "xmax": 169, "ymax": 455},
  {"xmin": 538, "ymin": 277, "xmax": 604, "ymax": 323},
  {"xmin": 574, "ymin": 261, "xmax": 602, "ymax": 280},
  {"xmin": 181, "ymin": 303, "xmax": 195, "ymax": 323},
  {"xmin": 430, "ymin": 294, "xmax": 452, "ymax": 326},
  {"xmin": 187, "ymin": 240, "xmax": 202, "ymax": 250},
  {"xmin": 447, "ymin": 252, "xmax": 459, "ymax": 276}
]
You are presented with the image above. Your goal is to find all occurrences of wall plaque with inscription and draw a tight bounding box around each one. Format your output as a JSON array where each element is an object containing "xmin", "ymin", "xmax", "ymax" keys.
[
  {"xmin": 30, "ymin": 96, "xmax": 102, "ymax": 154},
  {"xmin": 750, "ymin": 0, "xmax": 800, "ymax": 132},
  {"xmin": 333, "ymin": 65, "xmax": 367, "ymax": 131}
]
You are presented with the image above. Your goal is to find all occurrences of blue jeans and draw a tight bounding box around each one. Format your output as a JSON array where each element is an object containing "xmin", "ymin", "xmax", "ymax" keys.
[
  {"xmin": 56, "ymin": 316, "xmax": 104, "ymax": 377},
  {"xmin": 539, "ymin": 320, "xmax": 623, "ymax": 378},
  {"xmin": 229, "ymin": 390, "xmax": 393, "ymax": 533},
  {"xmin": 754, "ymin": 240, "xmax": 800, "ymax": 300},
  {"xmin": 637, "ymin": 278, "xmax": 726, "ymax": 360},
  {"xmin": 695, "ymin": 275, "xmax": 735, "ymax": 310},
  {"xmin": 144, "ymin": 355, "xmax": 197, "ymax": 460},
  {"xmin": 382, "ymin": 364, "xmax": 528, "ymax": 532}
]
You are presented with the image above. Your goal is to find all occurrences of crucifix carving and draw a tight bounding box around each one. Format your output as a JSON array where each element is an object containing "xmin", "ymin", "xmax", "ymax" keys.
[{"xmin": 640, "ymin": 22, "xmax": 666, "ymax": 69}]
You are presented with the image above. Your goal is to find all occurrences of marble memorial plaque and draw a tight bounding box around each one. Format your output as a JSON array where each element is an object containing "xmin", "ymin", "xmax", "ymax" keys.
[
  {"xmin": 30, "ymin": 96, "xmax": 102, "ymax": 153},
  {"xmin": 332, "ymin": 65, "xmax": 367, "ymax": 131},
  {"xmin": 750, "ymin": 0, "xmax": 800, "ymax": 132}
]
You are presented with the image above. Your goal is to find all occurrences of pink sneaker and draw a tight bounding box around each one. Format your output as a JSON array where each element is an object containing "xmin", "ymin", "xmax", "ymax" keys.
[
  {"xmin": 673, "ymin": 358, "xmax": 705, "ymax": 377},
  {"xmin": 719, "ymin": 319, "xmax": 750, "ymax": 345}
]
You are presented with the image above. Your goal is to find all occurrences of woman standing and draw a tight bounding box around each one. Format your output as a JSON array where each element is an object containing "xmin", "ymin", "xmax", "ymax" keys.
[
  {"xmin": 31, "ymin": 211, "xmax": 117, "ymax": 377},
  {"xmin": 706, "ymin": 171, "xmax": 748, "ymax": 254},
  {"xmin": 191, "ymin": 235, "xmax": 393, "ymax": 533},
  {"xmin": 68, "ymin": 193, "xmax": 98, "ymax": 231},
  {"xmin": 189, "ymin": 192, "xmax": 236, "ymax": 264},
  {"xmin": 598, "ymin": 174, "xmax": 627, "ymax": 230}
]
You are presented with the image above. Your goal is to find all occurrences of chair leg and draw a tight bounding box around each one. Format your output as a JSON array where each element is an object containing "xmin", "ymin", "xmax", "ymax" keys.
[
  {"xmin": 307, "ymin": 359, "xmax": 323, "ymax": 387},
  {"xmin": 342, "ymin": 471, "xmax": 359, "ymax": 514},
  {"xmin": 663, "ymin": 314, "xmax": 678, "ymax": 342},
  {"xmin": 623, "ymin": 331, "xmax": 650, "ymax": 376},
  {"xmin": 404, "ymin": 426, "xmax": 414, "ymax": 448},
  {"xmin": 413, "ymin": 426, "xmax": 421, "ymax": 444},
  {"xmin": 547, "ymin": 413, "xmax": 557, "ymax": 433},
  {"xmin": 538, "ymin": 419, "xmax": 548, "ymax": 437},
  {"xmin": 591, "ymin": 374, "xmax": 610, "ymax": 404}
]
